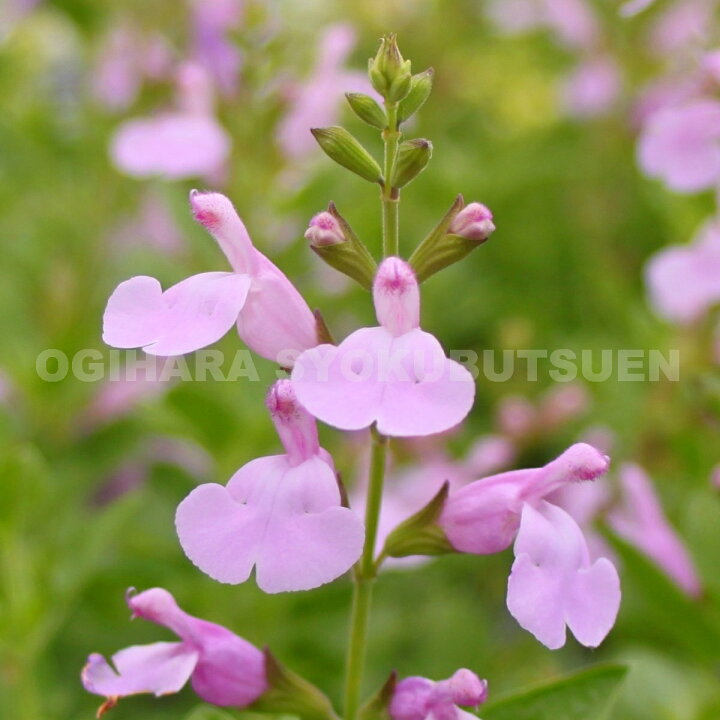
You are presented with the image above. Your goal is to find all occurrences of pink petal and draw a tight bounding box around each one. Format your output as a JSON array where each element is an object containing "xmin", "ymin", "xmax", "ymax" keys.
[
  {"xmin": 111, "ymin": 113, "xmax": 231, "ymax": 180},
  {"xmin": 375, "ymin": 329, "xmax": 475, "ymax": 437},
  {"xmin": 507, "ymin": 501, "xmax": 619, "ymax": 649},
  {"xmin": 291, "ymin": 329, "xmax": 388, "ymax": 431},
  {"xmin": 82, "ymin": 642, "xmax": 199, "ymax": 698},
  {"xmin": 176, "ymin": 455, "xmax": 363, "ymax": 593},
  {"xmin": 292, "ymin": 327, "xmax": 475, "ymax": 437},
  {"xmin": 103, "ymin": 272, "xmax": 251, "ymax": 356}
]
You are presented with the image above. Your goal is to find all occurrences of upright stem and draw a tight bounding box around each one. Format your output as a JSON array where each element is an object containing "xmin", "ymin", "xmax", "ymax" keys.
[
  {"xmin": 382, "ymin": 103, "xmax": 401, "ymax": 257},
  {"xmin": 342, "ymin": 429, "xmax": 387, "ymax": 720}
]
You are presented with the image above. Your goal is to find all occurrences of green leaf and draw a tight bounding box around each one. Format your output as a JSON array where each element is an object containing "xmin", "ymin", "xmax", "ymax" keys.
[
  {"xmin": 605, "ymin": 531, "xmax": 720, "ymax": 662},
  {"xmin": 482, "ymin": 664, "xmax": 627, "ymax": 720}
]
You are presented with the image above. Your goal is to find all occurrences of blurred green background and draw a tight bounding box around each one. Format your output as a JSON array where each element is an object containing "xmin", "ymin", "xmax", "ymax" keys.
[{"xmin": 1, "ymin": 1, "xmax": 719, "ymax": 718}]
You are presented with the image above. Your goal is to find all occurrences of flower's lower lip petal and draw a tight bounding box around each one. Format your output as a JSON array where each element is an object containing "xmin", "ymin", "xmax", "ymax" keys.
[
  {"xmin": 82, "ymin": 642, "xmax": 199, "ymax": 699},
  {"xmin": 176, "ymin": 482, "xmax": 261, "ymax": 585}
]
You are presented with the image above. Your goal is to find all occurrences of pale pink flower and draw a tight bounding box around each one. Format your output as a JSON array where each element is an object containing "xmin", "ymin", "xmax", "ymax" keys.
[
  {"xmin": 711, "ymin": 464, "xmax": 720, "ymax": 489},
  {"xmin": 190, "ymin": 0, "xmax": 245, "ymax": 96},
  {"xmin": 638, "ymin": 99, "xmax": 720, "ymax": 193},
  {"xmin": 464, "ymin": 435, "xmax": 516, "ymax": 477},
  {"xmin": 645, "ymin": 218, "xmax": 720, "ymax": 323},
  {"xmin": 608, "ymin": 463, "xmax": 702, "ymax": 597},
  {"xmin": 305, "ymin": 211, "xmax": 345, "ymax": 247},
  {"xmin": 110, "ymin": 63, "xmax": 231, "ymax": 181},
  {"xmin": 449, "ymin": 203, "xmax": 496, "ymax": 241},
  {"xmin": 507, "ymin": 500, "xmax": 620, "ymax": 649},
  {"xmin": 440, "ymin": 443, "xmax": 610, "ymax": 555},
  {"xmin": 175, "ymin": 381, "xmax": 364, "ymax": 593},
  {"xmin": 291, "ymin": 258, "xmax": 476, "ymax": 437},
  {"xmin": 496, "ymin": 395, "xmax": 536, "ymax": 438},
  {"xmin": 621, "ymin": 0, "xmax": 657, "ymax": 16},
  {"xmin": 647, "ymin": 0, "xmax": 711, "ymax": 55},
  {"xmin": 278, "ymin": 24, "xmax": 374, "ymax": 160},
  {"xmin": 487, "ymin": 0, "xmax": 599, "ymax": 49},
  {"xmin": 537, "ymin": 383, "xmax": 591, "ymax": 428},
  {"xmin": 561, "ymin": 56, "xmax": 622, "ymax": 118},
  {"xmin": 82, "ymin": 588, "xmax": 267, "ymax": 713},
  {"xmin": 103, "ymin": 191, "xmax": 318, "ymax": 363},
  {"xmin": 390, "ymin": 669, "xmax": 488, "ymax": 720}
]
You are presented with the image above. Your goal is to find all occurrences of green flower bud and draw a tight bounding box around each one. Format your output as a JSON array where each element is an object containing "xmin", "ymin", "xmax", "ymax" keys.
[
  {"xmin": 398, "ymin": 68, "xmax": 434, "ymax": 124},
  {"xmin": 311, "ymin": 126, "xmax": 383, "ymax": 184},
  {"xmin": 346, "ymin": 92, "xmax": 387, "ymax": 129},
  {"xmin": 391, "ymin": 138, "xmax": 433, "ymax": 189},
  {"xmin": 368, "ymin": 33, "xmax": 412, "ymax": 102}
]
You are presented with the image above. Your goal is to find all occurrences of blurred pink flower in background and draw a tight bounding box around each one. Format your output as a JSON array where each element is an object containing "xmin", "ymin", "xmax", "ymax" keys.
[
  {"xmin": 638, "ymin": 99, "xmax": 720, "ymax": 193},
  {"xmin": 0, "ymin": 0, "xmax": 42, "ymax": 40},
  {"xmin": 561, "ymin": 56, "xmax": 622, "ymax": 117},
  {"xmin": 278, "ymin": 24, "xmax": 374, "ymax": 160},
  {"xmin": 608, "ymin": 463, "xmax": 702, "ymax": 597},
  {"xmin": 646, "ymin": 0, "xmax": 711, "ymax": 55},
  {"xmin": 110, "ymin": 63, "xmax": 231, "ymax": 181},
  {"xmin": 487, "ymin": 0, "xmax": 599, "ymax": 49},
  {"xmin": 621, "ymin": 0, "xmax": 657, "ymax": 16},
  {"xmin": 92, "ymin": 24, "xmax": 173, "ymax": 111},
  {"xmin": 189, "ymin": 0, "xmax": 245, "ymax": 96},
  {"xmin": 645, "ymin": 218, "xmax": 720, "ymax": 323}
]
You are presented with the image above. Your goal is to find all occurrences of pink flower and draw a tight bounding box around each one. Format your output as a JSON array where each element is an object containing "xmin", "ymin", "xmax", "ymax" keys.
[
  {"xmin": 621, "ymin": 0, "xmax": 656, "ymax": 16},
  {"xmin": 440, "ymin": 443, "xmax": 610, "ymax": 555},
  {"xmin": 645, "ymin": 218, "xmax": 720, "ymax": 323},
  {"xmin": 305, "ymin": 211, "xmax": 346, "ymax": 246},
  {"xmin": 638, "ymin": 99, "xmax": 720, "ymax": 193},
  {"xmin": 81, "ymin": 588, "xmax": 267, "ymax": 714},
  {"xmin": 278, "ymin": 24, "xmax": 374, "ymax": 160},
  {"xmin": 190, "ymin": 0, "xmax": 245, "ymax": 96},
  {"xmin": 647, "ymin": 0, "xmax": 711, "ymax": 55},
  {"xmin": 390, "ymin": 669, "xmax": 488, "ymax": 720},
  {"xmin": 507, "ymin": 500, "xmax": 620, "ymax": 649},
  {"xmin": 291, "ymin": 258, "xmax": 476, "ymax": 437},
  {"xmin": 175, "ymin": 380, "xmax": 364, "ymax": 593},
  {"xmin": 103, "ymin": 191, "xmax": 318, "ymax": 363},
  {"xmin": 110, "ymin": 63, "xmax": 231, "ymax": 181},
  {"xmin": 561, "ymin": 56, "xmax": 621, "ymax": 118},
  {"xmin": 608, "ymin": 463, "xmax": 702, "ymax": 597}
]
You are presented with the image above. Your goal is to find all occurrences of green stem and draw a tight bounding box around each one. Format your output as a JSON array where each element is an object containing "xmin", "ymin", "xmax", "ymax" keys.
[
  {"xmin": 342, "ymin": 429, "xmax": 387, "ymax": 720},
  {"xmin": 382, "ymin": 104, "xmax": 401, "ymax": 257}
]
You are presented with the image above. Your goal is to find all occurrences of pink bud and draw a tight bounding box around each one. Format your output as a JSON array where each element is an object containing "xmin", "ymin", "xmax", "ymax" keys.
[
  {"xmin": 189, "ymin": 190, "xmax": 258, "ymax": 274},
  {"xmin": 373, "ymin": 257, "xmax": 420, "ymax": 336},
  {"xmin": 450, "ymin": 203, "xmax": 495, "ymax": 241},
  {"xmin": 266, "ymin": 380, "xmax": 320, "ymax": 465},
  {"xmin": 446, "ymin": 669, "xmax": 488, "ymax": 707},
  {"xmin": 305, "ymin": 211, "xmax": 346, "ymax": 247}
]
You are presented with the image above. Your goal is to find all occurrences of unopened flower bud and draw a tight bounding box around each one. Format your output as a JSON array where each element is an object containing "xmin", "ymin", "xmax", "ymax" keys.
[
  {"xmin": 305, "ymin": 211, "xmax": 346, "ymax": 247},
  {"xmin": 346, "ymin": 92, "xmax": 387, "ymax": 130},
  {"xmin": 392, "ymin": 139, "xmax": 433, "ymax": 189},
  {"xmin": 311, "ymin": 126, "xmax": 383, "ymax": 184},
  {"xmin": 373, "ymin": 257, "xmax": 420, "ymax": 336},
  {"xmin": 308, "ymin": 203, "xmax": 377, "ymax": 289},
  {"xmin": 398, "ymin": 68, "xmax": 434, "ymax": 124},
  {"xmin": 410, "ymin": 197, "xmax": 496, "ymax": 282},
  {"xmin": 450, "ymin": 203, "xmax": 495, "ymax": 241},
  {"xmin": 369, "ymin": 33, "xmax": 413, "ymax": 102}
]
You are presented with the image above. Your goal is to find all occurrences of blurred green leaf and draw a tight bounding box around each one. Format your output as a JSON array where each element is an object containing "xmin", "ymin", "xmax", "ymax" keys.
[
  {"xmin": 482, "ymin": 664, "xmax": 627, "ymax": 720},
  {"xmin": 606, "ymin": 531, "xmax": 720, "ymax": 663},
  {"xmin": 182, "ymin": 706, "xmax": 238, "ymax": 720}
]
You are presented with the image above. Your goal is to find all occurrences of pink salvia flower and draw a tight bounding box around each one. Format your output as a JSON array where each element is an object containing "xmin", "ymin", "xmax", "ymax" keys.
[
  {"xmin": 110, "ymin": 63, "xmax": 231, "ymax": 181},
  {"xmin": 450, "ymin": 203, "xmax": 496, "ymax": 241},
  {"xmin": 645, "ymin": 218, "xmax": 720, "ymax": 324},
  {"xmin": 440, "ymin": 443, "xmax": 609, "ymax": 555},
  {"xmin": 507, "ymin": 500, "xmax": 621, "ymax": 649},
  {"xmin": 621, "ymin": 0, "xmax": 656, "ymax": 17},
  {"xmin": 103, "ymin": 191, "xmax": 318, "ymax": 364},
  {"xmin": 608, "ymin": 463, "xmax": 702, "ymax": 597},
  {"xmin": 560, "ymin": 56, "xmax": 621, "ymax": 118},
  {"xmin": 278, "ymin": 24, "xmax": 375, "ymax": 160},
  {"xmin": 638, "ymin": 99, "xmax": 720, "ymax": 193},
  {"xmin": 81, "ymin": 588, "xmax": 267, "ymax": 714},
  {"xmin": 291, "ymin": 257, "xmax": 476, "ymax": 437},
  {"xmin": 390, "ymin": 669, "xmax": 488, "ymax": 720},
  {"xmin": 175, "ymin": 380, "xmax": 364, "ymax": 593}
]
